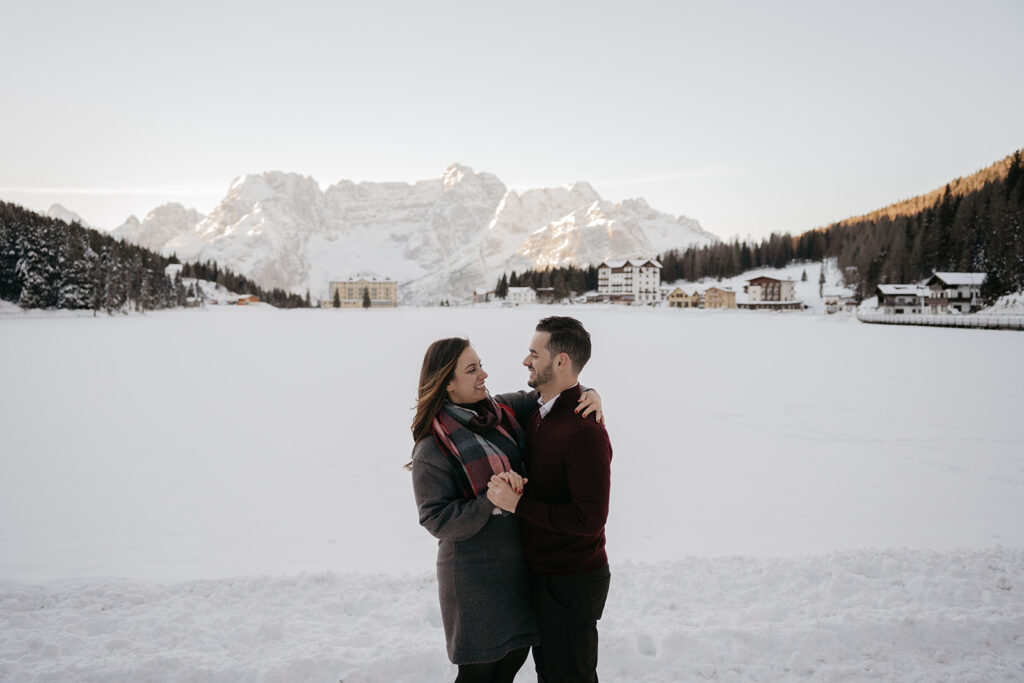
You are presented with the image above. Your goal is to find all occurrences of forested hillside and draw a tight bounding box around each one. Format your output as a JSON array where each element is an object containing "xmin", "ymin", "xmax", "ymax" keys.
[
  {"xmin": 0, "ymin": 202, "xmax": 309, "ymax": 311},
  {"xmin": 660, "ymin": 150, "xmax": 1024, "ymax": 302},
  {"xmin": 811, "ymin": 150, "xmax": 1023, "ymax": 301}
]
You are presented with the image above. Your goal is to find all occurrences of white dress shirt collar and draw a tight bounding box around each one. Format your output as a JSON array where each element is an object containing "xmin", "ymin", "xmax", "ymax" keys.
[{"xmin": 537, "ymin": 383, "xmax": 579, "ymax": 419}]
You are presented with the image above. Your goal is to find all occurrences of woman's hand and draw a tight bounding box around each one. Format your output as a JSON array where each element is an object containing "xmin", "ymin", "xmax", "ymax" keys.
[
  {"xmin": 496, "ymin": 470, "xmax": 527, "ymax": 495},
  {"xmin": 575, "ymin": 389, "xmax": 604, "ymax": 424},
  {"xmin": 487, "ymin": 475, "xmax": 522, "ymax": 513}
]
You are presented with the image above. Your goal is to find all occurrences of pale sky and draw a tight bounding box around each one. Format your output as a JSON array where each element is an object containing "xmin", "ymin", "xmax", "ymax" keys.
[{"xmin": 2, "ymin": 0, "xmax": 1021, "ymax": 241}]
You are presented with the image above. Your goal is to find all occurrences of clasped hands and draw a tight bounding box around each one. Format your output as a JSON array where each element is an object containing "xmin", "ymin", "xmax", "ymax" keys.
[{"xmin": 486, "ymin": 471, "xmax": 526, "ymax": 513}]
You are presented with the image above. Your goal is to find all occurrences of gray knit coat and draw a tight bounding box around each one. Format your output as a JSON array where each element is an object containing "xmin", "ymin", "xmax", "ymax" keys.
[{"xmin": 411, "ymin": 419, "xmax": 539, "ymax": 665}]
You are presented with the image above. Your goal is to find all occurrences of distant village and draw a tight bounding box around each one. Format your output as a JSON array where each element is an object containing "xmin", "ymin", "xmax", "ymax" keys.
[
  {"xmin": 484, "ymin": 262, "xmax": 990, "ymax": 316},
  {"xmin": 477, "ymin": 260, "xmax": 813, "ymax": 311},
  {"xmin": 311, "ymin": 261, "xmax": 991, "ymax": 316},
  {"xmin": 179, "ymin": 258, "xmax": 990, "ymax": 317}
]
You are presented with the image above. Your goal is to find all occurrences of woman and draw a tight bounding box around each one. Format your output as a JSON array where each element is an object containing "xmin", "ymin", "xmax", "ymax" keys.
[{"xmin": 410, "ymin": 338, "xmax": 601, "ymax": 683}]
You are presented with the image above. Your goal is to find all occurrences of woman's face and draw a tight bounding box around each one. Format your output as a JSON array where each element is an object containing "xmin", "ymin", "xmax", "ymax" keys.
[{"xmin": 446, "ymin": 346, "xmax": 488, "ymax": 404}]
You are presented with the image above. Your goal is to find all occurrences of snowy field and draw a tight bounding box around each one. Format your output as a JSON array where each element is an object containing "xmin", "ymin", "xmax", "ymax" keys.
[{"xmin": 2, "ymin": 304, "xmax": 1023, "ymax": 681}]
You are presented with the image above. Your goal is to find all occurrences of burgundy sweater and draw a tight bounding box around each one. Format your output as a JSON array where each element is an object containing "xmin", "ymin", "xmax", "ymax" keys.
[{"xmin": 515, "ymin": 384, "xmax": 613, "ymax": 575}]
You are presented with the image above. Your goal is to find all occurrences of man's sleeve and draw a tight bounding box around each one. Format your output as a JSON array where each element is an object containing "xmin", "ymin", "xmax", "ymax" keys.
[
  {"xmin": 515, "ymin": 426, "xmax": 611, "ymax": 535},
  {"xmin": 492, "ymin": 389, "xmax": 539, "ymax": 423}
]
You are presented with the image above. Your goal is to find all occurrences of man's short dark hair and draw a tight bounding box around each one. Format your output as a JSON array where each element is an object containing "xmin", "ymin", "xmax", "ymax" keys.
[{"xmin": 536, "ymin": 316, "xmax": 591, "ymax": 372}]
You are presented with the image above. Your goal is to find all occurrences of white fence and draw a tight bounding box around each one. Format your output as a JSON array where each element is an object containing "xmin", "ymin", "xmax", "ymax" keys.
[{"xmin": 857, "ymin": 311, "xmax": 1024, "ymax": 330}]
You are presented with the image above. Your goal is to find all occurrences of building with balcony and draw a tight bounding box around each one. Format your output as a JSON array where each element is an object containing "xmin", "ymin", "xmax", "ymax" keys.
[
  {"xmin": 597, "ymin": 259, "xmax": 662, "ymax": 305},
  {"xmin": 875, "ymin": 284, "xmax": 927, "ymax": 314},
  {"xmin": 325, "ymin": 275, "xmax": 397, "ymax": 308},
  {"xmin": 738, "ymin": 276, "xmax": 802, "ymax": 310},
  {"xmin": 667, "ymin": 288, "xmax": 699, "ymax": 308},
  {"xmin": 704, "ymin": 287, "xmax": 737, "ymax": 309},
  {"xmin": 924, "ymin": 272, "xmax": 986, "ymax": 313},
  {"xmin": 505, "ymin": 286, "xmax": 537, "ymax": 305}
]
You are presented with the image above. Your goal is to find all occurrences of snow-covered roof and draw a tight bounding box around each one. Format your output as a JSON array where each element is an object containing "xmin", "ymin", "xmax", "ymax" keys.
[
  {"xmin": 600, "ymin": 259, "xmax": 662, "ymax": 268},
  {"xmin": 336, "ymin": 274, "xmax": 395, "ymax": 283},
  {"xmin": 747, "ymin": 276, "xmax": 795, "ymax": 284},
  {"xmin": 507, "ymin": 286, "xmax": 535, "ymax": 293},
  {"xmin": 877, "ymin": 284, "xmax": 928, "ymax": 296},
  {"xmin": 928, "ymin": 272, "xmax": 986, "ymax": 286}
]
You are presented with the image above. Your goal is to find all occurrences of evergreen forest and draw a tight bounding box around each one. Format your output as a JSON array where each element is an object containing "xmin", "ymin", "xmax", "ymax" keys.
[
  {"xmin": 0, "ymin": 201, "xmax": 309, "ymax": 312},
  {"xmin": 493, "ymin": 266, "xmax": 600, "ymax": 300}
]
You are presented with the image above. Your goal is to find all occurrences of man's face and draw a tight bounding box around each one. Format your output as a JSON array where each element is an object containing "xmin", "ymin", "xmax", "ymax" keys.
[{"xmin": 524, "ymin": 331, "xmax": 556, "ymax": 389}]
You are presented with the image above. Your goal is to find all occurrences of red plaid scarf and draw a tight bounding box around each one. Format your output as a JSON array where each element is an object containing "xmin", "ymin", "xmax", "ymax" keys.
[{"xmin": 431, "ymin": 396, "xmax": 525, "ymax": 499}]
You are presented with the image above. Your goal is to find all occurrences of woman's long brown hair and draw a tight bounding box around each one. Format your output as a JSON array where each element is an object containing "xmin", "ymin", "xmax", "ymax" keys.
[{"xmin": 410, "ymin": 337, "xmax": 470, "ymax": 451}]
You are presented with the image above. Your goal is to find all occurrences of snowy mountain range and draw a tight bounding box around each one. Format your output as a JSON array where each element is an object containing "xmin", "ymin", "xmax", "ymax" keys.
[
  {"xmin": 47, "ymin": 204, "xmax": 88, "ymax": 227},
  {"xmin": 109, "ymin": 164, "xmax": 718, "ymax": 304}
]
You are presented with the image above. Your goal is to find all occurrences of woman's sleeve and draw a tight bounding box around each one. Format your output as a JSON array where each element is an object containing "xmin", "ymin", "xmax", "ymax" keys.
[
  {"xmin": 492, "ymin": 389, "xmax": 539, "ymax": 423},
  {"xmin": 411, "ymin": 442, "xmax": 492, "ymax": 542}
]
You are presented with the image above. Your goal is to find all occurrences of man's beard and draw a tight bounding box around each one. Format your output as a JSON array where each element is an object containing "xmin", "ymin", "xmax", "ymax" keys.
[{"xmin": 527, "ymin": 359, "xmax": 555, "ymax": 389}]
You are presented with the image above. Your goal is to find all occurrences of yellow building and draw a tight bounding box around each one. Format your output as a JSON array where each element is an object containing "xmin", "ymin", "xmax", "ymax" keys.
[
  {"xmin": 704, "ymin": 287, "xmax": 736, "ymax": 309},
  {"xmin": 326, "ymin": 276, "xmax": 397, "ymax": 308},
  {"xmin": 667, "ymin": 288, "xmax": 699, "ymax": 308}
]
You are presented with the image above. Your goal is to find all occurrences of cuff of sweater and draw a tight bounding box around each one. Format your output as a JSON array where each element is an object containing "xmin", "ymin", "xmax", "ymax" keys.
[{"xmin": 515, "ymin": 496, "xmax": 541, "ymax": 524}]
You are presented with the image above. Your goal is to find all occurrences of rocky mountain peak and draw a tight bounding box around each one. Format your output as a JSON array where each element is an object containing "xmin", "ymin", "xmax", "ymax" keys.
[
  {"xmin": 47, "ymin": 204, "xmax": 88, "ymax": 226},
  {"xmin": 110, "ymin": 165, "xmax": 718, "ymax": 304}
]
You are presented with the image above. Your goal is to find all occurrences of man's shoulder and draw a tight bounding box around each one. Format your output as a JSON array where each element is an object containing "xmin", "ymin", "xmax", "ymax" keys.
[
  {"xmin": 548, "ymin": 408, "xmax": 609, "ymax": 439},
  {"xmin": 576, "ymin": 415, "xmax": 610, "ymax": 441}
]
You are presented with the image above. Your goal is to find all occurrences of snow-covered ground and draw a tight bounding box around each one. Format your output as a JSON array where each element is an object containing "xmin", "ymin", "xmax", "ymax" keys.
[
  {"xmin": 1, "ymin": 305, "xmax": 1023, "ymax": 681},
  {"xmin": 982, "ymin": 290, "xmax": 1024, "ymax": 316}
]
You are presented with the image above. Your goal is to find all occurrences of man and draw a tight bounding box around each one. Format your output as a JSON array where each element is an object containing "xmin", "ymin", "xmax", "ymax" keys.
[{"xmin": 487, "ymin": 316, "xmax": 613, "ymax": 683}]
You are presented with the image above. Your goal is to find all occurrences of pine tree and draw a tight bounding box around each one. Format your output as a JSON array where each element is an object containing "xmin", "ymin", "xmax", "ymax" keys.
[
  {"xmin": 362, "ymin": 287, "xmax": 371, "ymax": 308},
  {"xmin": 569, "ymin": 269, "xmax": 587, "ymax": 296},
  {"xmin": 332, "ymin": 287, "xmax": 341, "ymax": 308},
  {"xmin": 16, "ymin": 219, "xmax": 59, "ymax": 308},
  {"xmin": 174, "ymin": 272, "xmax": 187, "ymax": 307},
  {"xmin": 91, "ymin": 246, "xmax": 107, "ymax": 314},
  {"xmin": 0, "ymin": 209, "xmax": 22, "ymax": 302},
  {"xmin": 552, "ymin": 271, "xmax": 568, "ymax": 300},
  {"xmin": 58, "ymin": 233, "xmax": 95, "ymax": 309},
  {"xmin": 104, "ymin": 249, "xmax": 127, "ymax": 313}
]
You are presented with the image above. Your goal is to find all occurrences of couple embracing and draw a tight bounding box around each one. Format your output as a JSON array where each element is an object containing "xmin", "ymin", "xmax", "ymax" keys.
[{"xmin": 410, "ymin": 316, "xmax": 613, "ymax": 683}]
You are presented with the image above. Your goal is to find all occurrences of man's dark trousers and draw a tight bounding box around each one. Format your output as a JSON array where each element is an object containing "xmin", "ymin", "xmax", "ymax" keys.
[{"xmin": 531, "ymin": 565, "xmax": 611, "ymax": 683}]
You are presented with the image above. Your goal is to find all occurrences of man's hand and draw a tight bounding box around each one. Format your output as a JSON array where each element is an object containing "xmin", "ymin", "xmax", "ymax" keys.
[
  {"xmin": 487, "ymin": 474, "xmax": 522, "ymax": 513},
  {"xmin": 575, "ymin": 389, "xmax": 604, "ymax": 424}
]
